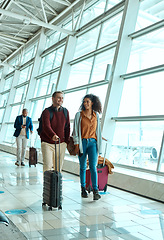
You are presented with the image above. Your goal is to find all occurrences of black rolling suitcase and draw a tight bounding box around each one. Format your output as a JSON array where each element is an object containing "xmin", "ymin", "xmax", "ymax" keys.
[
  {"xmin": 42, "ymin": 139, "xmax": 62, "ymax": 210},
  {"xmin": 29, "ymin": 147, "xmax": 37, "ymax": 167}
]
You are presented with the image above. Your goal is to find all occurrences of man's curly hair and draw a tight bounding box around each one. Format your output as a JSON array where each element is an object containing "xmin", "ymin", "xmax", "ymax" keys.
[{"xmin": 80, "ymin": 94, "xmax": 102, "ymax": 114}]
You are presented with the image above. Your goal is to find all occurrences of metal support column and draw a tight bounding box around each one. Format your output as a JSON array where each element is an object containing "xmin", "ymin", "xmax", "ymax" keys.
[
  {"xmin": 101, "ymin": 0, "xmax": 140, "ymax": 153},
  {"xmin": 56, "ymin": 35, "xmax": 77, "ymax": 91},
  {"xmin": 24, "ymin": 28, "xmax": 47, "ymax": 111}
]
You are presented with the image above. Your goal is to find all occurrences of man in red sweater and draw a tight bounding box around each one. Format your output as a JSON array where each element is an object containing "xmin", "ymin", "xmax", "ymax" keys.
[{"xmin": 40, "ymin": 91, "xmax": 70, "ymax": 172}]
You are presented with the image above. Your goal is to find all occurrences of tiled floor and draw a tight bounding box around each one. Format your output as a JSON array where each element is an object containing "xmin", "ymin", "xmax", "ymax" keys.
[{"xmin": 0, "ymin": 150, "xmax": 164, "ymax": 240}]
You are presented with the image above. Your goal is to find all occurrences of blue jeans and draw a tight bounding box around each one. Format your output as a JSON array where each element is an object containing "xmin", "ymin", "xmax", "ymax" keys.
[{"xmin": 79, "ymin": 138, "xmax": 98, "ymax": 190}]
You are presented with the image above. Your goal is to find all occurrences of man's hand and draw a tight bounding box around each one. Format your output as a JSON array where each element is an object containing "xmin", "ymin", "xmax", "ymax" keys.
[
  {"xmin": 52, "ymin": 135, "xmax": 59, "ymax": 142},
  {"xmin": 30, "ymin": 131, "xmax": 33, "ymax": 134},
  {"xmin": 21, "ymin": 125, "xmax": 26, "ymax": 128}
]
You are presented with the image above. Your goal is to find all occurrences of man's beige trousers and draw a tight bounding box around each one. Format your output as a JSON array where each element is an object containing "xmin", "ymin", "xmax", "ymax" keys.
[{"xmin": 41, "ymin": 141, "xmax": 67, "ymax": 172}]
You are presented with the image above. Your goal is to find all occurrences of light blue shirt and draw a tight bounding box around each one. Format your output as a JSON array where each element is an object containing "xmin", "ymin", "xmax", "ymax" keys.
[{"xmin": 73, "ymin": 111, "xmax": 102, "ymax": 154}]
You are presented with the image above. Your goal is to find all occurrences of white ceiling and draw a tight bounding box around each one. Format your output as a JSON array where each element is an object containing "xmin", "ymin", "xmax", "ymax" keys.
[
  {"xmin": 0, "ymin": 0, "xmax": 79, "ymax": 62},
  {"xmin": 0, "ymin": 0, "xmax": 163, "ymax": 64}
]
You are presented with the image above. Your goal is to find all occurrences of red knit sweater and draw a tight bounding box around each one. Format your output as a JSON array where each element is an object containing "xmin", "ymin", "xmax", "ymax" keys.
[{"xmin": 40, "ymin": 107, "xmax": 70, "ymax": 144}]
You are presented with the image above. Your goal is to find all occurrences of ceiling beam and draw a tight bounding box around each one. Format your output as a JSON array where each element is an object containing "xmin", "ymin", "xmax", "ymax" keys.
[
  {"xmin": 0, "ymin": 32, "xmax": 26, "ymax": 41},
  {"xmin": 0, "ymin": 34, "xmax": 25, "ymax": 44},
  {"xmin": 65, "ymin": 0, "xmax": 71, "ymax": 4},
  {"xmin": 50, "ymin": 0, "xmax": 82, "ymax": 24},
  {"xmin": 0, "ymin": 46, "xmax": 13, "ymax": 52},
  {"xmin": 0, "ymin": 52, "xmax": 7, "ymax": 57},
  {"xmin": 44, "ymin": 0, "xmax": 58, "ymax": 15},
  {"xmin": 15, "ymin": 0, "xmax": 55, "ymax": 15},
  {"xmin": 1, "ymin": 31, "xmax": 33, "ymax": 36},
  {"xmin": 0, "ymin": 8, "xmax": 73, "ymax": 35},
  {"xmin": 73, "ymin": 0, "xmax": 86, "ymax": 31},
  {"xmin": 0, "ymin": 21, "xmax": 36, "ymax": 26},
  {"xmin": 29, "ymin": 0, "xmax": 45, "ymax": 21},
  {"xmin": 40, "ymin": 0, "xmax": 48, "ymax": 23},
  {"xmin": 12, "ymin": 1, "xmax": 40, "ymax": 20},
  {"xmin": 0, "ymin": 42, "xmax": 18, "ymax": 49},
  {"xmin": 0, "ymin": 23, "xmax": 33, "ymax": 34},
  {"xmin": 50, "ymin": 0, "xmax": 71, "ymax": 6}
]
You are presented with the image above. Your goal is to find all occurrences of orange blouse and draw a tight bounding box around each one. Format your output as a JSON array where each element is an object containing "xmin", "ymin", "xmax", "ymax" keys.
[{"xmin": 81, "ymin": 110, "xmax": 97, "ymax": 140}]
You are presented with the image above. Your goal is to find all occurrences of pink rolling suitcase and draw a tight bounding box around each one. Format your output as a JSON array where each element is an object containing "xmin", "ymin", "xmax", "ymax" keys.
[{"xmin": 86, "ymin": 143, "xmax": 109, "ymax": 192}]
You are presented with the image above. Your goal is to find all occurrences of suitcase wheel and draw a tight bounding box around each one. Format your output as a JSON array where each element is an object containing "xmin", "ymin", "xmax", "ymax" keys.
[
  {"xmin": 48, "ymin": 206, "xmax": 52, "ymax": 211},
  {"xmin": 103, "ymin": 184, "xmax": 107, "ymax": 192},
  {"xmin": 58, "ymin": 205, "xmax": 62, "ymax": 210}
]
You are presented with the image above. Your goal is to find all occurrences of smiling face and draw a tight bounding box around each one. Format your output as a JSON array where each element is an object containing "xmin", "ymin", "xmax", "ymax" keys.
[
  {"xmin": 52, "ymin": 92, "xmax": 64, "ymax": 108},
  {"xmin": 83, "ymin": 98, "xmax": 93, "ymax": 111}
]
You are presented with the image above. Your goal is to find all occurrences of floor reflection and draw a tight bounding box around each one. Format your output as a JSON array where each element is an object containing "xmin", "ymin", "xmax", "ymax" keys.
[{"xmin": 0, "ymin": 150, "xmax": 164, "ymax": 240}]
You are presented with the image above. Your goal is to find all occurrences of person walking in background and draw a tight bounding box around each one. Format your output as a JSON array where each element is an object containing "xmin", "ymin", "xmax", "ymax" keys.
[
  {"xmin": 73, "ymin": 94, "xmax": 102, "ymax": 200},
  {"xmin": 40, "ymin": 91, "xmax": 70, "ymax": 173},
  {"xmin": 14, "ymin": 108, "xmax": 33, "ymax": 166}
]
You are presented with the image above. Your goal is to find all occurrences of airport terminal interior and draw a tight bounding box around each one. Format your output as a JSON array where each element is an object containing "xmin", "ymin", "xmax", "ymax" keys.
[{"xmin": 0, "ymin": 0, "xmax": 164, "ymax": 239}]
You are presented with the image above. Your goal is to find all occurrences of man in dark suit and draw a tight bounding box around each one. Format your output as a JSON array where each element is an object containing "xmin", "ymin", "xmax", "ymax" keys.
[{"xmin": 13, "ymin": 109, "xmax": 33, "ymax": 166}]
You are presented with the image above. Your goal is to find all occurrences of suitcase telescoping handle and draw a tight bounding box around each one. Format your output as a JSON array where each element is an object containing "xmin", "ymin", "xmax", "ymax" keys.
[
  {"xmin": 103, "ymin": 142, "xmax": 107, "ymax": 166},
  {"xmin": 103, "ymin": 138, "xmax": 110, "ymax": 166},
  {"xmin": 55, "ymin": 138, "xmax": 60, "ymax": 172}
]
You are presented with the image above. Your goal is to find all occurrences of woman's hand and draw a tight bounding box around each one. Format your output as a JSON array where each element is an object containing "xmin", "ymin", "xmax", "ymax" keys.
[{"xmin": 74, "ymin": 144, "xmax": 79, "ymax": 155}]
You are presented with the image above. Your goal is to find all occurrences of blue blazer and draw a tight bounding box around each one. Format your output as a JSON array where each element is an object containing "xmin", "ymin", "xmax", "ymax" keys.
[{"xmin": 13, "ymin": 115, "xmax": 33, "ymax": 139}]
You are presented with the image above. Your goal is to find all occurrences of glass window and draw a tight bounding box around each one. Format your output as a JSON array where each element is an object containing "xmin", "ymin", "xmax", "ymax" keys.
[
  {"xmin": 60, "ymin": 21, "xmax": 72, "ymax": 41},
  {"xmin": 0, "ymin": 68, "xmax": 2, "ymax": 79},
  {"xmin": 19, "ymin": 65, "xmax": 33, "ymax": 84},
  {"xmin": 98, "ymin": 13, "xmax": 123, "ymax": 48},
  {"xmin": 63, "ymin": 90, "xmax": 86, "ymax": 119},
  {"xmin": 0, "ymin": 93, "xmax": 9, "ymax": 107},
  {"xmin": 67, "ymin": 57, "xmax": 94, "ymax": 89},
  {"xmin": 3, "ymin": 76, "xmax": 13, "ymax": 91},
  {"xmin": 21, "ymin": 44, "xmax": 37, "ymax": 64},
  {"xmin": 118, "ymin": 72, "xmax": 164, "ymax": 117},
  {"xmin": 160, "ymin": 145, "xmax": 164, "ymax": 173},
  {"xmin": 106, "ymin": 0, "xmax": 122, "ymax": 10},
  {"xmin": 39, "ymin": 46, "xmax": 64, "ymax": 75},
  {"xmin": 30, "ymin": 99, "xmax": 45, "ymax": 121},
  {"xmin": 127, "ymin": 29, "xmax": 164, "ymax": 73},
  {"xmin": 46, "ymin": 31, "xmax": 61, "ymax": 49},
  {"xmin": 8, "ymin": 56, "xmax": 20, "ymax": 73},
  {"xmin": 90, "ymin": 49, "xmax": 115, "ymax": 83},
  {"xmin": 0, "ymin": 109, "xmax": 5, "ymax": 123},
  {"xmin": 34, "ymin": 71, "xmax": 58, "ymax": 98},
  {"xmin": 4, "ymin": 124, "xmax": 15, "ymax": 143},
  {"xmin": 74, "ymin": 26, "xmax": 100, "ymax": 59},
  {"xmin": 34, "ymin": 75, "xmax": 50, "ymax": 98},
  {"xmin": 29, "ymin": 123, "xmax": 41, "ymax": 149},
  {"xmin": 44, "ymin": 97, "xmax": 52, "ymax": 108},
  {"xmin": 9, "ymin": 104, "xmax": 23, "ymax": 122},
  {"xmin": 39, "ymin": 51, "xmax": 56, "ymax": 74},
  {"xmin": 47, "ymin": 71, "xmax": 59, "ymax": 95},
  {"xmin": 14, "ymin": 85, "xmax": 28, "ymax": 103},
  {"xmin": 136, "ymin": 0, "xmax": 164, "ymax": 31},
  {"xmin": 109, "ymin": 121, "xmax": 164, "ymax": 171},
  {"xmin": 80, "ymin": 0, "xmax": 106, "ymax": 27},
  {"xmin": 54, "ymin": 46, "xmax": 65, "ymax": 67}
]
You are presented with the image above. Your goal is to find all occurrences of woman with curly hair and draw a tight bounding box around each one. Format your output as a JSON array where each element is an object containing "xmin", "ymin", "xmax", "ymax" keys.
[{"xmin": 73, "ymin": 94, "xmax": 102, "ymax": 200}]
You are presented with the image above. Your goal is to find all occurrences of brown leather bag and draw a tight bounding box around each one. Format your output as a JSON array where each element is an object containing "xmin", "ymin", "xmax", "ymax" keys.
[{"xmin": 67, "ymin": 136, "xmax": 76, "ymax": 156}]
